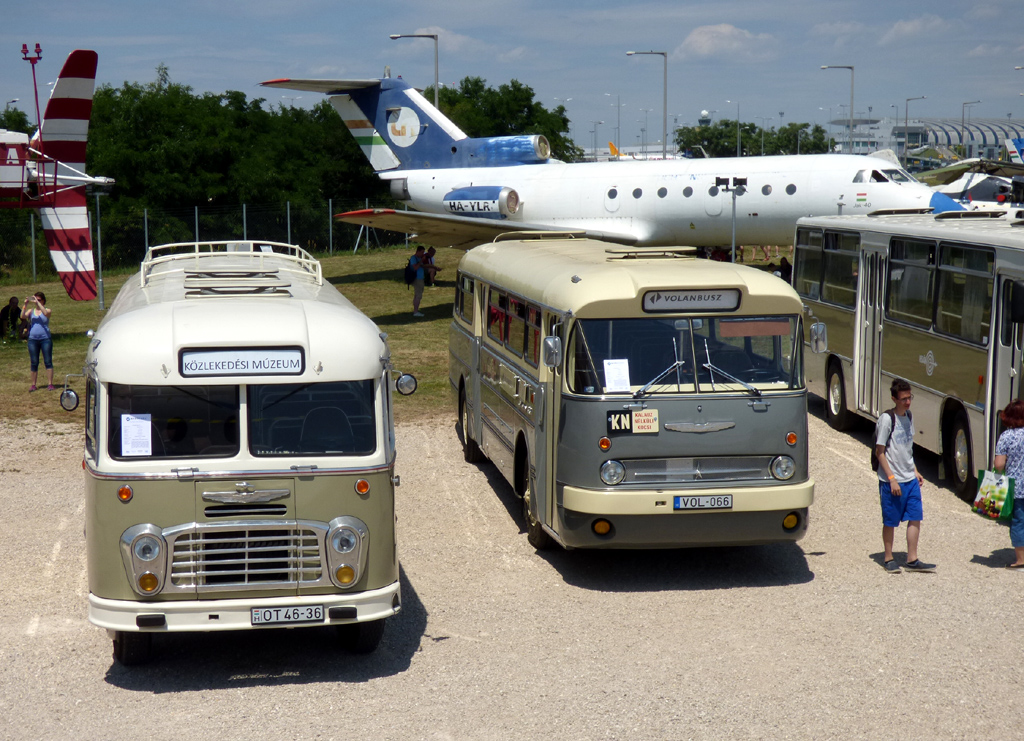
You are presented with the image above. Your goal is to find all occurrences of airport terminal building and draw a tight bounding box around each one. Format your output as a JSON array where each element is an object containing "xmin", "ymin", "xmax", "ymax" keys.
[{"xmin": 829, "ymin": 116, "xmax": 1024, "ymax": 161}]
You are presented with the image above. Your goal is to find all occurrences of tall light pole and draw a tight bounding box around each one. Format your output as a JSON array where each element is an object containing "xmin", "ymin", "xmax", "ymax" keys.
[
  {"xmin": 639, "ymin": 108, "xmax": 653, "ymax": 155},
  {"xmin": 755, "ymin": 116, "xmax": 773, "ymax": 155},
  {"xmin": 904, "ymin": 96, "xmax": 925, "ymax": 166},
  {"xmin": 4, "ymin": 98, "xmax": 18, "ymax": 111},
  {"xmin": 626, "ymin": 50, "xmax": 667, "ymax": 158},
  {"xmin": 726, "ymin": 100, "xmax": 740, "ymax": 156},
  {"xmin": 606, "ymin": 93, "xmax": 625, "ymax": 153},
  {"xmin": 590, "ymin": 120, "xmax": 604, "ymax": 160},
  {"xmin": 821, "ymin": 65, "xmax": 854, "ymax": 153},
  {"xmin": 389, "ymin": 33, "xmax": 439, "ymax": 108},
  {"xmin": 962, "ymin": 100, "xmax": 981, "ymax": 158}
]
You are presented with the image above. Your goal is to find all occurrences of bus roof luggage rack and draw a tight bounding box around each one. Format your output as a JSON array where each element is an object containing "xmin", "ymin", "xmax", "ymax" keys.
[
  {"xmin": 493, "ymin": 230, "xmax": 587, "ymax": 242},
  {"xmin": 867, "ymin": 207, "xmax": 934, "ymax": 217},
  {"xmin": 604, "ymin": 246, "xmax": 697, "ymax": 260},
  {"xmin": 934, "ymin": 209, "xmax": 1008, "ymax": 220},
  {"xmin": 140, "ymin": 240, "xmax": 322, "ymax": 289}
]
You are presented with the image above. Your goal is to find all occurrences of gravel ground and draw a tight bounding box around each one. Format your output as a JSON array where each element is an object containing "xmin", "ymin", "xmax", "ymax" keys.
[{"xmin": 0, "ymin": 398, "xmax": 1022, "ymax": 740}]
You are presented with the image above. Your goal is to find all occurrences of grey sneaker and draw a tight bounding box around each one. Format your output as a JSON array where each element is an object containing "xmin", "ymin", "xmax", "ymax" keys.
[
  {"xmin": 884, "ymin": 559, "xmax": 901, "ymax": 573},
  {"xmin": 904, "ymin": 559, "xmax": 935, "ymax": 572}
]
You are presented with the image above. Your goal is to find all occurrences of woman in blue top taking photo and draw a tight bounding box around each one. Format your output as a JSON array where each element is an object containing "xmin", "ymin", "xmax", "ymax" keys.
[
  {"xmin": 993, "ymin": 399, "xmax": 1024, "ymax": 569},
  {"xmin": 20, "ymin": 291, "xmax": 54, "ymax": 392}
]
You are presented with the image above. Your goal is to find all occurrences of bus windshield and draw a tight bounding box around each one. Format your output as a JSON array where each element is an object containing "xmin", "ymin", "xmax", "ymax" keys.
[{"xmin": 568, "ymin": 316, "xmax": 801, "ymax": 395}]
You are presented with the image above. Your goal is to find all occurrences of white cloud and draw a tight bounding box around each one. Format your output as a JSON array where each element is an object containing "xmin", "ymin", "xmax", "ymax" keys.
[
  {"xmin": 967, "ymin": 44, "xmax": 1005, "ymax": 58},
  {"xmin": 810, "ymin": 21, "xmax": 866, "ymax": 37},
  {"xmin": 498, "ymin": 47, "xmax": 528, "ymax": 63},
  {"xmin": 672, "ymin": 24, "xmax": 776, "ymax": 63},
  {"xmin": 878, "ymin": 15, "xmax": 950, "ymax": 46}
]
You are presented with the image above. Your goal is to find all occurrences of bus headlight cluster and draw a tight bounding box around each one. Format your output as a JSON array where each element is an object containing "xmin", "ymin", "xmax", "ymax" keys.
[
  {"xmin": 327, "ymin": 516, "xmax": 369, "ymax": 589},
  {"xmin": 600, "ymin": 460, "xmax": 626, "ymax": 486},
  {"xmin": 120, "ymin": 524, "xmax": 168, "ymax": 596},
  {"xmin": 770, "ymin": 456, "xmax": 796, "ymax": 480}
]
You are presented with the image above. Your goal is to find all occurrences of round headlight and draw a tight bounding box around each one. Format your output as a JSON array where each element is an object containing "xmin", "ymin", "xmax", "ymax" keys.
[
  {"xmin": 771, "ymin": 456, "xmax": 796, "ymax": 480},
  {"xmin": 133, "ymin": 535, "xmax": 161, "ymax": 562},
  {"xmin": 332, "ymin": 529, "xmax": 358, "ymax": 554},
  {"xmin": 600, "ymin": 460, "xmax": 626, "ymax": 486}
]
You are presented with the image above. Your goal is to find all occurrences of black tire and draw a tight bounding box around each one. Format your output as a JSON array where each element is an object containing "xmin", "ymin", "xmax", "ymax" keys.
[
  {"xmin": 337, "ymin": 618, "xmax": 386, "ymax": 654},
  {"xmin": 459, "ymin": 387, "xmax": 484, "ymax": 463},
  {"xmin": 519, "ymin": 454, "xmax": 554, "ymax": 551},
  {"xmin": 825, "ymin": 363, "xmax": 854, "ymax": 431},
  {"xmin": 946, "ymin": 411, "xmax": 975, "ymax": 501},
  {"xmin": 112, "ymin": 631, "xmax": 152, "ymax": 666}
]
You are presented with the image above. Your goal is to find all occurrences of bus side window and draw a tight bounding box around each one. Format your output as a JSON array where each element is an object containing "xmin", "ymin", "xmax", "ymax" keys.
[
  {"xmin": 455, "ymin": 272, "xmax": 474, "ymax": 326},
  {"xmin": 820, "ymin": 231, "xmax": 859, "ymax": 308},
  {"xmin": 506, "ymin": 296, "xmax": 526, "ymax": 357},
  {"xmin": 525, "ymin": 305, "xmax": 541, "ymax": 366},
  {"xmin": 487, "ymin": 287, "xmax": 506, "ymax": 344},
  {"xmin": 936, "ymin": 243, "xmax": 993, "ymax": 345},
  {"xmin": 887, "ymin": 238, "xmax": 935, "ymax": 328},
  {"xmin": 793, "ymin": 228, "xmax": 823, "ymax": 300},
  {"xmin": 85, "ymin": 376, "xmax": 98, "ymax": 459}
]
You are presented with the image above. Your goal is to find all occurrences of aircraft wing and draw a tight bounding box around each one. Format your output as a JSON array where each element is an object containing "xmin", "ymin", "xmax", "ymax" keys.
[
  {"xmin": 918, "ymin": 159, "xmax": 1024, "ymax": 187},
  {"xmin": 260, "ymin": 78, "xmax": 381, "ymax": 95},
  {"xmin": 337, "ymin": 209, "xmax": 639, "ymax": 250}
]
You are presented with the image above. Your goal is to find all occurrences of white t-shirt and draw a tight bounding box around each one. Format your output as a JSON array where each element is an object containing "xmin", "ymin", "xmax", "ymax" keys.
[{"xmin": 875, "ymin": 411, "xmax": 915, "ymax": 483}]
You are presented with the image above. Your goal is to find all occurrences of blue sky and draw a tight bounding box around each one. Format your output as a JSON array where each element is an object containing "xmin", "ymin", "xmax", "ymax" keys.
[{"xmin": 5, "ymin": 0, "xmax": 1024, "ymax": 150}]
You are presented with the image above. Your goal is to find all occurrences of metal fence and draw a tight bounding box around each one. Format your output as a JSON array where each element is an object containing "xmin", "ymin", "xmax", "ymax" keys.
[{"xmin": 0, "ymin": 199, "xmax": 409, "ymax": 281}]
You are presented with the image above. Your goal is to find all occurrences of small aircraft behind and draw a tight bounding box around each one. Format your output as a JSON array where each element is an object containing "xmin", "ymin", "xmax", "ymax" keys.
[
  {"xmin": 1, "ymin": 47, "xmax": 112, "ymax": 300},
  {"xmin": 262, "ymin": 73, "xmax": 961, "ymax": 250}
]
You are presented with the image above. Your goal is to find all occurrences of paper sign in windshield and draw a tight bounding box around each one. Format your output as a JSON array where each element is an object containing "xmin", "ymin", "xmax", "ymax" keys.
[
  {"xmin": 121, "ymin": 413, "xmax": 152, "ymax": 457},
  {"xmin": 603, "ymin": 359, "xmax": 631, "ymax": 392}
]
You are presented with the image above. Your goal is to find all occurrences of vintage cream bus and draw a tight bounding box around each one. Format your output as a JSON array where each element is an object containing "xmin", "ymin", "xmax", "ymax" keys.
[
  {"xmin": 73, "ymin": 241, "xmax": 414, "ymax": 664},
  {"xmin": 450, "ymin": 233, "xmax": 813, "ymax": 550},
  {"xmin": 794, "ymin": 209, "xmax": 1024, "ymax": 498}
]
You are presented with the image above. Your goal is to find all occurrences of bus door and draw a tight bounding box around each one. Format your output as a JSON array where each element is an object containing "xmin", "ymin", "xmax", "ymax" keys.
[
  {"xmin": 989, "ymin": 274, "xmax": 1024, "ymax": 459},
  {"xmin": 857, "ymin": 249, "xmax": 886, "ymax": 416}
]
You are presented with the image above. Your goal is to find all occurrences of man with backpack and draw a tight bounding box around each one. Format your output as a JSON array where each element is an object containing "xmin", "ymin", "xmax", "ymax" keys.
[
  {"xmin": 407, "ymin": 246, "xmax": 427, "ymax": 317},
  {"xmin": 875, "ymin": 377, "xmax": 935, "ymax": 573}
]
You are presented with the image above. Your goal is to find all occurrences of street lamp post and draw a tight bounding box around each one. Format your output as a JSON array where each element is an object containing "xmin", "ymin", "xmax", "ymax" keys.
[
  {"xmin": 962, "ymin": 100, "xmax": 981, "ymax": 158},
  {"xmin": 755, "ymin": 116, "xmax": 773, "ymax": 155},
  {"xmin": 904, "ymin": 96, "xmax": 926, "ymax": 166},
  {"xmin": 639, "ymin": 109, "xmax": 653, "ymax": 155},
  {"xmin": 821, "ymin": 65, "xmax": 854, "ymax": 154},
  {"xmin": 726, "ymin": 100, "xmax": 740, "ymax": 156},
  {"xmin": 716, "ymin": 177, "xmax": 747, "ymax": 262},
  {"xmin": 590, "ymin": 121, "xmax": 604, "ymax": 160},
  {"xmin": 606, "ymin": 93, "xmax": 625, "ymax": 154},
  {"xmin": 626, "ymin": 51, "xmax": 667, "ymax": 159},
  {"xmin": 389, "ymin": 33, "xmax": 439, "ymax": 108}
]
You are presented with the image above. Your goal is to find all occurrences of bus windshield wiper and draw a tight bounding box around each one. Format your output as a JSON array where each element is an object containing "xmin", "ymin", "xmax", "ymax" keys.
[
  {"xmin": 633, "ymin": 360, "xmax": 687, "ymax": 398},
  {"xmin": 703, "ymin": 340, "xmax": 761, "ymax": 397}
]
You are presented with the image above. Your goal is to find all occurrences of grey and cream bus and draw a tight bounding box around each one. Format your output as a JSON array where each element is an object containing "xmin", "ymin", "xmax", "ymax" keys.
[
  {"xmin": 794, "ymin": 209, "xmax": 1024, "ymax": 497},
  {"xmin": 72, "ymin": 240, "xmax": 415, "ymax": 664},
  {"xmin": 450, "ymin": 233, "xmax": 813, "ymax": 550}
]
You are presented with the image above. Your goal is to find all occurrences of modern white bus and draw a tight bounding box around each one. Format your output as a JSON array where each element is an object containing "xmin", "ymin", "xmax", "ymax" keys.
[
  {"xmin": 794, "ymin": 209, "xmax": 1024, "ymax": 497},
  {"xmin": 69, "ymin": 240, "xmax": 415, "ymax": 664},
  {"xmin": 450, "ymin": 232, "xmax": 814, "ymax": 550}
]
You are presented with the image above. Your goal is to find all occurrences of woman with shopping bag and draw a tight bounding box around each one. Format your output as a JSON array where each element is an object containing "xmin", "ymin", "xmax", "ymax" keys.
[{"xmin": 993, "ymin": 399, "xmax": 1024, "ymax": 569}]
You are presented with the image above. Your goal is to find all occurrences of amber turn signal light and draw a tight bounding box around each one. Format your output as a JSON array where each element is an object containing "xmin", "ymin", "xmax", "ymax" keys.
[
  {"xmin": 117, "ymin": 485, "xmax": 133, "ymax": 503},
  {"xmin": 598, "ymin": 437, "xmax": 612, "ymax": 451},
  {"xmin": 336, "ymin": 566, "xmax": 355, "ymax": 584},
  {"xmin": 592, "ymin": 519, "xmax": 612, "ymax": 536},
  {"xmin": 138, "ymin": 573, "xmax": 159, "ymax": 592},
  {"xmin": 786, "ymin": 432, "xmax": 798, "ymax": 446},
  {"xmin": 354, "ymin": 479, "xmax": 370, "ymax": 495}
]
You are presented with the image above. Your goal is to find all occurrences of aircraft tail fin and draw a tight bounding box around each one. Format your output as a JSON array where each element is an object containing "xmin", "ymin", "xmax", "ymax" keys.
[
  {"xmin": 609, "ymin": 142, "xmax": 620, "ymax": 157},
  {"xmin": 35, "ymin": 50, "xmax": 98, "ymax": 301},
  {"xmin": 261, "ymin": 75, "xmax": 551, "ymax": 173},
  {"xmin": 1006, "ymin": 138, "xmax": 1024, "ymax": 165}
]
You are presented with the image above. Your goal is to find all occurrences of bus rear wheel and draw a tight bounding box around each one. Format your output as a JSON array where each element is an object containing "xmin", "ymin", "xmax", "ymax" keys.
[
  {"xmin": 946, "ymin": 412, "xmax": 974, "ymax": 501},
  {"xmin": 459, "ymin": 387, "xmax": 484, "ymax": 463},
  {"xmin": 337, "ymin": 618, "xmax": 386, "ymax": 654},
  {"xmin": 825, "ymin": 363, "xmax": 853, "ymax": 431},
  {"xmin": 112, "ymin": 631, "xmax": 152, "ymax": 666}
]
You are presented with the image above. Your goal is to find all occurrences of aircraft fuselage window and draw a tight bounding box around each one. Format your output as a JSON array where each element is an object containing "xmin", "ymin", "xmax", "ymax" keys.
[
  {"xmin": 786, "ymin": 184, "xmax": 797, "ymax": 195},
  {"xmin": 883, "ymin": 169, "xmax": 916, "ymax": 183},
  {"xmin": 607, "ymin": 188, "xmax": 618, "ymax": 199},
  {"xmin": 633, "ymin": 188, "xmax": 643, "ymax": 199},
  {"xmin": 762, "ymin": 185, "xmax": 772, "ymax": 196},
  {"xmin": 709, "ymin": 186, "xmax": 720, "ymax": 197},
  {"xmin": 657, "ymin": 187, "xmax": 667, "ymax": 198},
  {"xmin": 683, "ymin": 187, "xmax": 693, "ymax": 197},
  {"xmin": 871, "ymin": 170, "xmax": 888, "ymax": 183}
]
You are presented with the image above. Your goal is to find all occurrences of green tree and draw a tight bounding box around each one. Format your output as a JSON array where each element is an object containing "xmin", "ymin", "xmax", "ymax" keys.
[
  {"xmin": 675, "ymin": 120, "xmax": 831, "ymax": 157},
  {"xmin": 0, "ymin": 106, "xmax": 32, "ymax": 135}
]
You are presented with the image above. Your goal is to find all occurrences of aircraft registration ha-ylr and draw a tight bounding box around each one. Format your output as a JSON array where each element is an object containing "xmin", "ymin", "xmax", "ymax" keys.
[{"xmin": 262, "ymin": 73, "xmax": 962, "ymax": 249}]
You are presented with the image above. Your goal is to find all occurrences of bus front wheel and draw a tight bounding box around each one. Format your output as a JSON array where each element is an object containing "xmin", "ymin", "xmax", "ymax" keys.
[
  {"xmin": 459, "ymin": 387, "xmax": 484, "ymax": 463},
  {"xmin": 337, "ymin": 618, "xmax": 386, "ymax": 654},
  {"xmin": 825, "ymin": 363, "xmax": 853, "ymax": 431},
  {"xmin": 112, "ymin": 631, "xmax": 152, "ymax": 666},
  {"xmin": 946, "ymin": 412, "xmax": 974, "ymax": 501},
  {"xmin": 519, "ymin": 457, "xmax": 554, "ymax": 551}
]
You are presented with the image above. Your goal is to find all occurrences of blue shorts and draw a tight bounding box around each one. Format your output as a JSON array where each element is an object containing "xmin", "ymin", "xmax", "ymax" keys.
[
  {"xmin": 1010, "ymin": 499, "xmax": 1024, "ymax": 548},
  {"xmin": 879, "ymin": 478, "xmax": 923, "ymax": 527}
]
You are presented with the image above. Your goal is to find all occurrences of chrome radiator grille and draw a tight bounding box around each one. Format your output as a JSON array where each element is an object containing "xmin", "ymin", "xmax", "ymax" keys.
[
  {"xmin": 622, "ymin": 456, "xmax": 775, "ymax": 484},
  {"xmin": 167, "ymin": 524, "xmax": 324, "ymax": 591}
]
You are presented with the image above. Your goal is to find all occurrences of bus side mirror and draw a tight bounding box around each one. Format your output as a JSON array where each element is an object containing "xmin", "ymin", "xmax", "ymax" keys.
[
  {"xmin": 1012, "ymin": 282, "xmax": 1024, "ymax": 324},
  {"xmin": 809, "ymin": 322, "xmax": 828, "ymax": 354},
  {"xmin": 542, "ymin": 336, "xmax": 562, "ymax": 368},
  {"xmin": 395, "ymin": 373, "xmax": 417, "ymax": 396}
]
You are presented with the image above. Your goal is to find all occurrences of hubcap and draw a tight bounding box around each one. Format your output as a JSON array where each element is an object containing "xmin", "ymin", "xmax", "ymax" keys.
[
  {"xmin": 954, "ymin": 428, "xmax": 969, "ymax": 482},
  {"xmin": 828, "ymin": 373, "xmax": 842, "ymax": 415}
]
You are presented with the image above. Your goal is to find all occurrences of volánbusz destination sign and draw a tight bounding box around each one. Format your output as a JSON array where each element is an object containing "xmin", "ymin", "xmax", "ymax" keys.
[
  {"xmin": 179, "ymin": 347, "xmax": 305, "ymax": 377},
  {"xmin": 642, "ymin": 289, "xmax": 741, "ymax": 313}
]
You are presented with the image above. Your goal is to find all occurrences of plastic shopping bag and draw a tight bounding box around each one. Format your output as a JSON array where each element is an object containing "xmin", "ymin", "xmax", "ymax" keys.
[{"xmin": 973, "ymin": 469, "xmax": 1015, "ymax": 521}]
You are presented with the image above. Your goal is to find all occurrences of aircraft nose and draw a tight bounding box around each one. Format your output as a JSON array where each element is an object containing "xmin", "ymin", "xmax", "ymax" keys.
[{"xmin": 929, "ymin": 191, "xmax": 965, "ymax": 214}]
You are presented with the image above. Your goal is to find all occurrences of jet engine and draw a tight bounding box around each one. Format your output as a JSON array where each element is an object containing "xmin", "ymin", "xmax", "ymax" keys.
[
  {"xmin": 453, "ymin": 135, "xmax": 551, "ymax": 167},
  {"xmin": 442, "ymin": 186, "xmax": 521, "ymax": 219}
]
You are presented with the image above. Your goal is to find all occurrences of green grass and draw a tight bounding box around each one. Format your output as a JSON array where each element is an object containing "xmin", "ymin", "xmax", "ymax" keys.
[
  {"xmin": 0, "ymin": 244, "xmax": 461, "ymax": 425},
  {"xmin": 0, "ymin": 243, "xmax": 792, "ymax": 426}
]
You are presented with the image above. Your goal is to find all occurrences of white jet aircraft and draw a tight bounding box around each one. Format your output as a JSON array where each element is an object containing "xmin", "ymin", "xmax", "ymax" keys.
[{"xmin": 262, "ymin": 74, "xmax": 961, "ymax": 249}]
